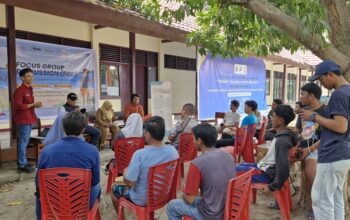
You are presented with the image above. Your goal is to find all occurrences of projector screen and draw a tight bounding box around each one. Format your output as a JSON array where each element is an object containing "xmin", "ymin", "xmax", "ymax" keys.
[{"xmin": 198, "ymin": 55, "xmax": 267, "ymax": 120}]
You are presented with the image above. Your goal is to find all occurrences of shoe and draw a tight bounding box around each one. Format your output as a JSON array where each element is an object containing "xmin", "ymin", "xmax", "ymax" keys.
[
  {"xmin": 18, "ymin": 165, "xmax": 35, "ymax": 173},
  {"xmin": 268, "ymin": 201, "xmax": 280, "ymax": 209}
]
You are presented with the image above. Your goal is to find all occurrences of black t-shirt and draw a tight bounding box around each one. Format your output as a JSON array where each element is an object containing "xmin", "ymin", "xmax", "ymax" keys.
[{"xmin": 296, "ymin": 105, "xmax": 326, "ymax": 148}]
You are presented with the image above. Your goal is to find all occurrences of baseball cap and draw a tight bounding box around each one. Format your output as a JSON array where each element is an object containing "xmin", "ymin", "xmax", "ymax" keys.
[
  {"xmin": 67, "ymin": 93, "xmax": 78, "ymax": 100},
  {"xmin": 310, "ymin": 60, "xmax": 340, "ymax": 81}
]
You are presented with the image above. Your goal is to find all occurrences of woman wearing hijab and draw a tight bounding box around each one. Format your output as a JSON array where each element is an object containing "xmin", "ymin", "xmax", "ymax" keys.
[
  {"xmin": 94, "ymin": 101, "xmax": 119, "ymax": 149},
  {"xmin": 43, "ymin": 111, "xmax": 67, "ymax": 146},
  {"xmin": 114, "ymin": 113, "xmax": 143, "ymax": 140}
]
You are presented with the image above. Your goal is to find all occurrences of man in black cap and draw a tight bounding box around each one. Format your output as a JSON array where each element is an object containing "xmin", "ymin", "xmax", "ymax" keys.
[
  {"xmin": 299, "ymin": 60, "xmax": 350, "ymax": 220},
  {"xmin": 59, "ymin": 92, "xmax": 101, "ymax": 146}
]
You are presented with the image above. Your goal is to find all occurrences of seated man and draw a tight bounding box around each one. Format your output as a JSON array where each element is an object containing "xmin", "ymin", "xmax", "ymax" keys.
[
  {"xmin": 111, "ymin": 116, "xmax": 178, "ymax": 209},
  {"xmin": 236, "ymin": 105, "xmax": 297, "ymax": 201},
  {"xmin": 265, "ymin": 99, "xmax": 283, "ymax": 141},
  {"xmin": 216, "ymin": 100, "xmax": 258, "ymax": 148},
  {"xmin": 218, "ymin": 100, "xmax": 241, "ymax": 139},
  {"xmin": 168, "ymin": 103, "xmax": 198, "ymax": 149},
  {"xmin": 167, "ymin": 123, "xmax": 235, "ymax": 219},
  {"xmin": 60, "ymin": 92, "xmax": 101, "ymax": 146},
  {"xmin": 124, "ymin": 93, "xmax": 144, "ymax": 121},
  {"xmin": 35, "ymin": 112, "xmax": 101, "ymax": 220}
]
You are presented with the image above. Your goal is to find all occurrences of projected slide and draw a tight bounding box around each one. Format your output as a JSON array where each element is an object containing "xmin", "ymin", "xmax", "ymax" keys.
[{"xmin": 198, "ymin": 55, "xmax": 267, "ymax": 120}]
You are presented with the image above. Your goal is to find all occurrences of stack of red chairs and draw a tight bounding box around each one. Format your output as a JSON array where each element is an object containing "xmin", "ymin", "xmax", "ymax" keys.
[
  {"xmin": 106, "ymin": 137, "xmax": 145, "ymax": 193},
  {"xmin": 38, "ymin": 168, "xmax": 101, "ymax": 220},
  {"xmin": 178, "ymin": 133, "xmax": 197, "ymax": 178},
  {"xmin": 240, "ymin": 124, "xmax": 257, "ymax": 163},
  {"xmin": 118, "ymin": 159, "xmax": 179, "ymax": 220}
]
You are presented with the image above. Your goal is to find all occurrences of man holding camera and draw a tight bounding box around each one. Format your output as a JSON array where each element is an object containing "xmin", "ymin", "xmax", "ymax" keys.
[{"xmin": 59, "ymin": 93, "xmax": 101, "ymax": 146}]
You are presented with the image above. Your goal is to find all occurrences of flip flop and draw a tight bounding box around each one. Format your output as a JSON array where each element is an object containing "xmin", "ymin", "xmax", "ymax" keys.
[{"xmin": 268, "ymin": 201, "xmax": 280, "ymax": 209}]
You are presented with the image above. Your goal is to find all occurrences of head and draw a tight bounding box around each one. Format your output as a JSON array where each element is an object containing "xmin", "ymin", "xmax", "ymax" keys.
[
  {"xmin": 67, "ymin": 93, "xmax": 78, "ymax": 107},
  {"xmin": 311, "ymin": 60, "xmax": 342, "ymax": 90},
  {"xmin": 19, "ymin": 68, "xmax": 33, "ymax": 85},
  {"xmin": 295, "ymin": 101, "xmax": 304, "ymax": 113},
  {"xmin": 102, "ymin": 100, "xmax": 113, "ymax": 111},
  {"xmin": 272, "ymin": 98, "xmax": 283, "ymax": 110},
  {"xmin": 143, "ymin": 116, "xmax": 165, "ymax": 144},
  {"xmin": 300, "ymin": 83, "xmax": 322, "ymax": 106},
  {"xmin": 244, "ymin": 100, "xmax": 257, "ymax": 114},
  {"xmin": 192, "ymin": 123, "xmax": 218, "ymax": 151},
  {"xmin": 230, "ymin": 100, "xmax": 240, "ymax": 112},
  {"xmin": 62, "ymin": 111, "xmax": 88, "ymax": 136},
  {"xmin": 271, "ymin": 104, "xmax": 295, "ymax": 129},
  {"xmin": 131, "ymin": 94, "xmax": 140, "ymax": 105},
  {"xmin": 181, "ymin": 103, "xmax": 196, "ymax": 119},
  {"xmin": 83, "ymin": 68, "xmax": 89, "ymax": 74}
]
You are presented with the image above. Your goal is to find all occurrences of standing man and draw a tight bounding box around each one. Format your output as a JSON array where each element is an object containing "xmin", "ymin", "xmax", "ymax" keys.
[
  {"xmin": 124, "ymin": 94, "xmax": 144, "ymax": 121},
  {"xmin": 300, "ymin": 60, "xmax": 350, "ymax": 220},
  {"xmin": 14, "ymin": 68, "xmax": 42, "ymax": 172}
]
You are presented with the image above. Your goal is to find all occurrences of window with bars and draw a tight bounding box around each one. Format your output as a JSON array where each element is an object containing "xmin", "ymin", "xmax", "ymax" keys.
[
  {"xmin": 287, "ymin": 74, "xmax": 297, "ymax": 103},
  {"xmin": 164, "ymin": 54, "xmax": 196, "ymax": 71},
  {"xmin": 266, "ymin": 70, "xmax": 271, "ymax": 95},
  {"xmin": 273, "ymin": 71, "xmax": 284, "ymax": 100}
]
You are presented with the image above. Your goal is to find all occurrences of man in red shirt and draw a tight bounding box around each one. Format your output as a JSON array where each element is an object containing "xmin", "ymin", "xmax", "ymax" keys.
[
  {"xmin": 167, "ymin": 123, "xmax": 235, "ymax": 220},
  {"xmin": 123, "ymin": 94, "xmax": 144, "ymax": 121},
  {"xmin": 14, "ymin": 68, "xmax": 42, "ymax": 172}
]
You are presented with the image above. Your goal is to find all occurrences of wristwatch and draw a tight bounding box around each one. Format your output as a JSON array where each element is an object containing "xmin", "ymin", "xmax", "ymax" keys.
[{"xmin": 310, "ymin": 113, "xmax": 317, "ymax": 122}]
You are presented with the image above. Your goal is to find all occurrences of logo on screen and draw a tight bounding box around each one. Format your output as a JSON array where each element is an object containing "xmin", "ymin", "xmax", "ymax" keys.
[{"xmin": 234, "ymin": 64, "xmax": 247, "ymax": 75}]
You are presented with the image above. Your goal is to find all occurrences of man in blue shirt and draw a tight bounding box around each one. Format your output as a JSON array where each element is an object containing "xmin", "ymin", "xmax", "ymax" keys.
[
  {"xmin": 300, "ymin": 60, "xmax": 350, "ymax": 220},
  {"xmin": 35, "ymin": 112, "xmax": 100, "ymax": 220},
  {"xmin": 216, "ymin": 100, "xmax": 258, "ymax": 148},
  {"xmin": 111, "ymin": 116, "xmax": 179, "ymax": 210}
]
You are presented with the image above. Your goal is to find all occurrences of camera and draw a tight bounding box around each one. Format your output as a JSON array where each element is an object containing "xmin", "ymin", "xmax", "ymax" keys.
[{"xmin": 80, "ymin": 108, "xmax": 87, "ymax": 114}]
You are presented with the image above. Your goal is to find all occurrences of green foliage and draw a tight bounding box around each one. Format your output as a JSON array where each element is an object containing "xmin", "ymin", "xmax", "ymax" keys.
[{"xmin": 103, "ymin": 0, "xmax": 329, "ymax": 58}]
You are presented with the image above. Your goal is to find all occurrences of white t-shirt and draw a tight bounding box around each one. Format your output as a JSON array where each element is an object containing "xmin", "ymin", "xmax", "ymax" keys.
[{"xmin": 224, "ymin": 111, "xmax": 240, "ymax": 126}]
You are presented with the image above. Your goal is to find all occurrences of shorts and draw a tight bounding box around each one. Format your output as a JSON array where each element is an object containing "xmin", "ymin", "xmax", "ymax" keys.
[{"xmin": 305, "ymin": 150, "xmax": 318, "ymax": 160}]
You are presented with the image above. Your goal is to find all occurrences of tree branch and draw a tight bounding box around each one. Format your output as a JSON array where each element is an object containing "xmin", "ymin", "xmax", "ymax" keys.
[
  {"xmin": 222, "ymin": 0, "xmax": 350, "ymax": 74},
  {"xmin": 320, "ymin": 0, "xmax": 350, "ymax": 57}
]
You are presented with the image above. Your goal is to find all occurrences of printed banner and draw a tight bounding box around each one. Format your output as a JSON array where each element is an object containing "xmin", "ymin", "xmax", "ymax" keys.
[
  {"xmin": 0, "ymin": 36, "xmax": 98, "ymax": 122},
  {"xmin": 198, "ymin": 54, "xmax": 267, "ymax": 120},
  {"xmin": 151, "ymin": 81, "xmax": 172, "ymax": 131}
]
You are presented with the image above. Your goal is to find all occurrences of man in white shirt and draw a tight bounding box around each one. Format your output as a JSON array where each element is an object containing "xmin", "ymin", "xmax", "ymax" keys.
[{"xmin": 219, "ymin": 100, "xmax": 241, "ymax": 139}]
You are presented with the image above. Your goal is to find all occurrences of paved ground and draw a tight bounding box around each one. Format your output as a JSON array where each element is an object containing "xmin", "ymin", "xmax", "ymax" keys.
[{"xmin": 0, "ymin": 148, "xmax": 345, "ymax": 220}]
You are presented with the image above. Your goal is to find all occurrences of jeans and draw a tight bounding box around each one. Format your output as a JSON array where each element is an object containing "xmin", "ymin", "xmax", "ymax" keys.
[
  {"xmin": 18, "ymin": 124, "xmax": 32, "ymax": 168},
  {"xmin": 167, "ymin": 197, "xmax": 204, "ymax": 220},
  {"xmin": 236, "ymin": 163, "xmax": 270, "ymax": 183},
  {"xmin": 312, "ymin": 159, "xmax": 350, "ymax": 220},
  {"xmin": 36, "ymin": 183, "xmax": 101, "ymax": 220},
  {"xmin": 84, "ymin": 125, "xmax": 101, "ymax": 145}
]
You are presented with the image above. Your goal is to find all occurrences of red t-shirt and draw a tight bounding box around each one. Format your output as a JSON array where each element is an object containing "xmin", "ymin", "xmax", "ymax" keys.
[{"xmin": 13, "ymin": 84, "xmax": 37, "ymax": 125}]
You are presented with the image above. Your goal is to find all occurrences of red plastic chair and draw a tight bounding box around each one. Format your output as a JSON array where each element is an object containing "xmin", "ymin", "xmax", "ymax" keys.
[
  {"xmin": 257, "ymin": 118, "xmax": 268, "ymax": 145},
  {"xmin": 38, "ymin": 168, "xmax": 101, "ymax": 220},
  {"xmin": 117, "ymin": 159, "xmax": 179, "ymax": 220},
  {"xmin": 179, "ymin": 133, "xmax": 197, "ymax": 178},
  {"xmin": 232, "ymin": 126, "xmax": 248, "ymax": 163},
  {"xmin": 106, "ymin": 137, "xmax": 145, "ymax": 193},
  {"xmin": 224, "ymin": 168, "xmax": 254, "ymax": 220},
  {"xmin": 251, "ymin": 179, "xmax": 293, "ymax": 220},
  {"xmin": 240, "ymin": 124, "xmax": 256, "ymax": 163}
]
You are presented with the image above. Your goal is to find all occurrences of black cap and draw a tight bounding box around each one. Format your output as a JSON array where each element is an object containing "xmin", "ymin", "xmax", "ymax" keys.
[{"xmin": 67, "ymin": 93, "xmax": 78, "ymax": 100}]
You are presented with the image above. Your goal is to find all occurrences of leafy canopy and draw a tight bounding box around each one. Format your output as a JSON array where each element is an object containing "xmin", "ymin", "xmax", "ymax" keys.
[{"xmin": 103, "ymin": 0, "xmax": 328, "ymax": 58}]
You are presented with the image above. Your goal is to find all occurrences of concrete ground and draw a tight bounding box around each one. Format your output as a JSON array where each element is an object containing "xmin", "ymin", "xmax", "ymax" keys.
[{"xmin": 0, "ymin": 148, "xmax": 341, "ymax": 220}]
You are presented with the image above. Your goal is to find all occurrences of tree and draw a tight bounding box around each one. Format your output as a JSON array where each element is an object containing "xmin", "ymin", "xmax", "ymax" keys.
[{"xmin": 104, "ymin": 0, "xmax": 350, "ymax": 80}]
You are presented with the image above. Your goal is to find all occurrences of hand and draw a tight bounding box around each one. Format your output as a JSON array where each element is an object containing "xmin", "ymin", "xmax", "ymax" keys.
[
  {"xmin": 34, "ymin": 102, "xmax": 42, "ymax": 108},
  {"xmin": 300, "ymin": 148, "xmax": 310, "ymax": 160},
  {"xmin": 74, "ymin": 107, "xmax": 81, "ymax": 112},
  {"xmin": 262, "ymin": 185, "xmax": 270, "ymax": 193},
  {"xmin": 299, "ymin": 109, "xmax": 314, "ymax": 121}
]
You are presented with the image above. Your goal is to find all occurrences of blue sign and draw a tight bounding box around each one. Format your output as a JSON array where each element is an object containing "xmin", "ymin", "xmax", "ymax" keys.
[{"xmin": 198, "ymin": 55, "xmax": 267, "ymax": 120}]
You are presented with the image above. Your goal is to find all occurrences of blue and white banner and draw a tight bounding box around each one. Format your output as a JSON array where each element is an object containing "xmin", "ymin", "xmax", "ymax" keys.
[
  {"xmin": 198, "ymin": 54, "xmax": 267, "ymax": 120},
  {"xmin": 0, "ymin": 36, "xmax": 98, "ymax": 121}
]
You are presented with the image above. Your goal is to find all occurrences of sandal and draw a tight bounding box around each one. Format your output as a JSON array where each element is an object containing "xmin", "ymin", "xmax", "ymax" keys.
[{"xmin": 268, "ymin": 201, "xmax": 280, "ymax": 209}]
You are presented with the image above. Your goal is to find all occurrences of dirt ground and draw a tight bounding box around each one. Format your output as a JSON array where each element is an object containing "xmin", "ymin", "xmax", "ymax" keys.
[{"xmin": 0, "ymin": 149, "xmax": 345, "ymax": 220}]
